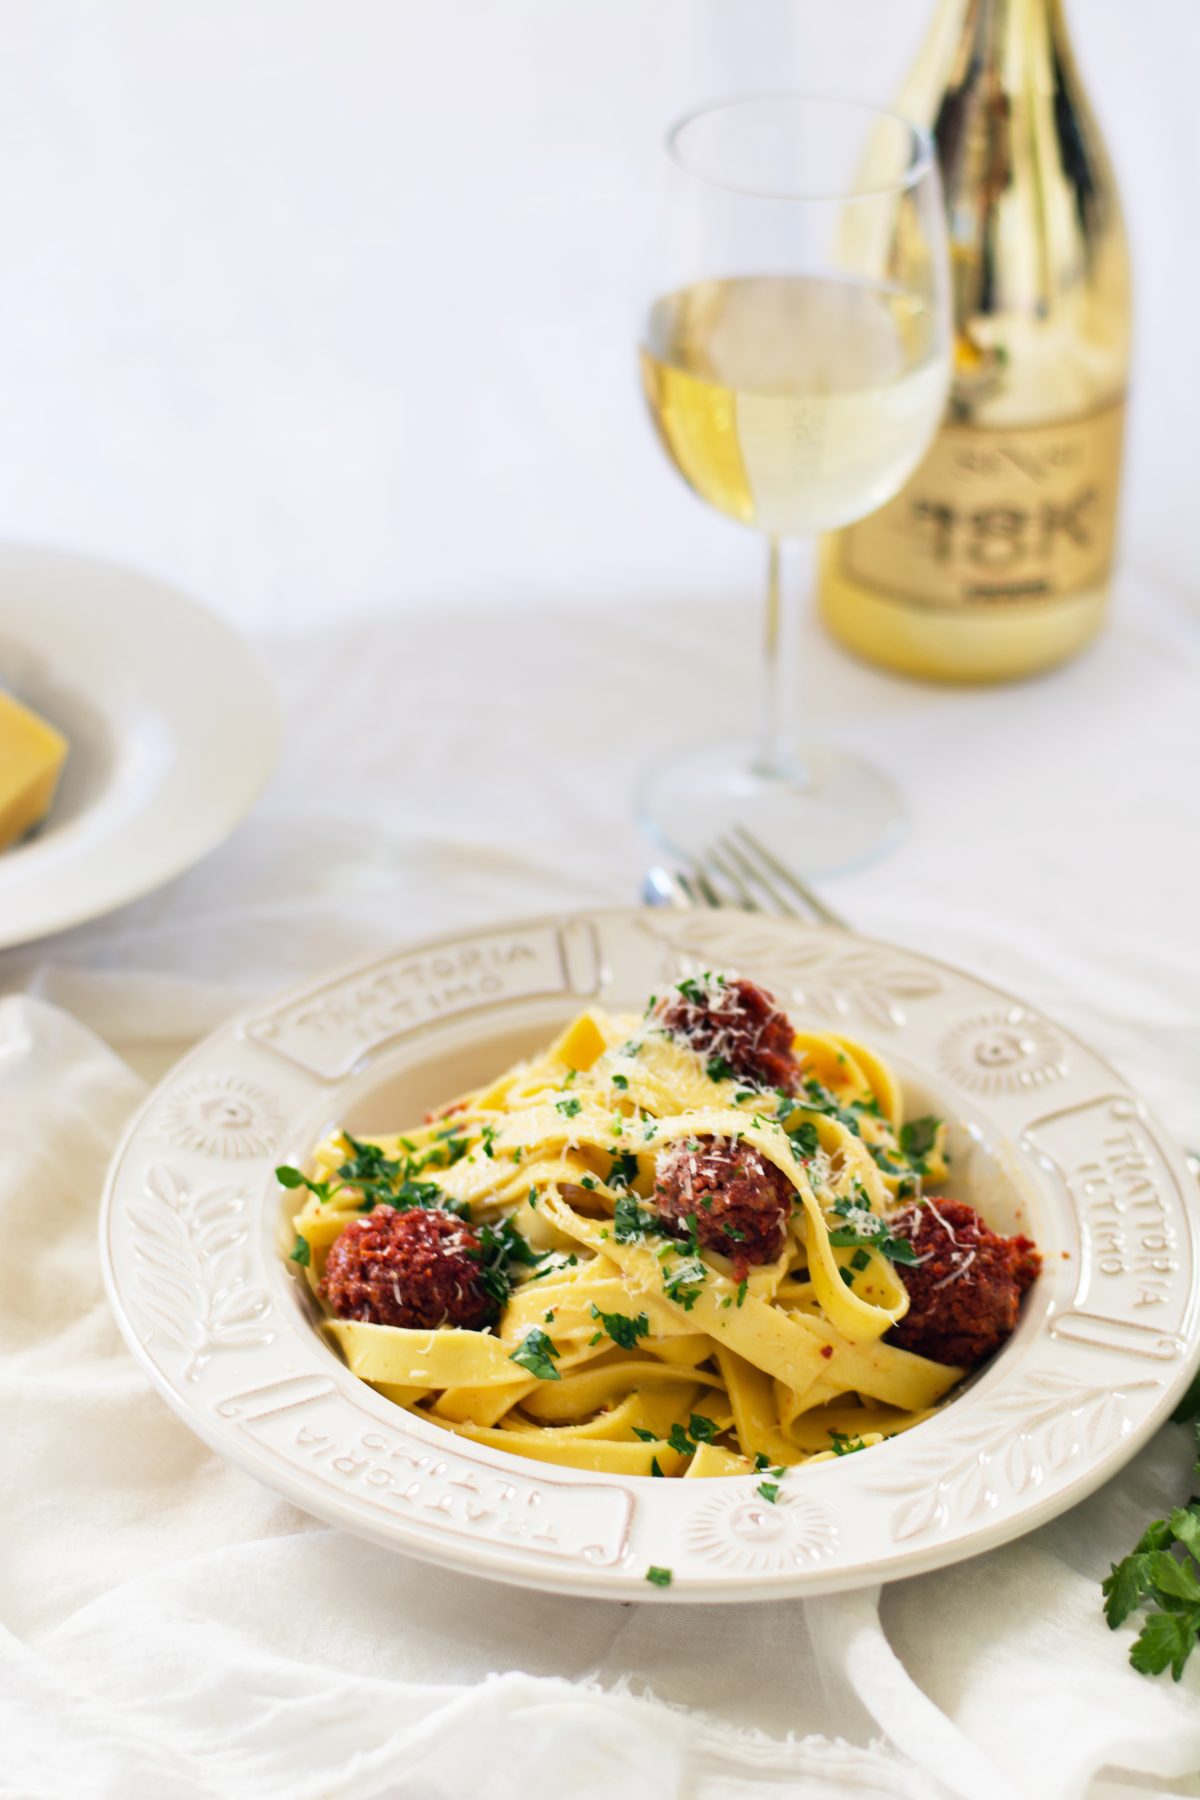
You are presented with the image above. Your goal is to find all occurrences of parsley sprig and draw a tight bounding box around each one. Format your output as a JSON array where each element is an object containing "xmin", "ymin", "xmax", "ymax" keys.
[{"xmin": 1103, "ymin": 1384, "xmax": 1200, "ymax": 1680}]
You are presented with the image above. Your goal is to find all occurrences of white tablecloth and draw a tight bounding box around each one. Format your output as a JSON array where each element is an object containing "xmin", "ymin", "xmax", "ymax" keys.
[{"xmin": 2, "ymin": 569, "xmax": 1200, "ymax": 1799}]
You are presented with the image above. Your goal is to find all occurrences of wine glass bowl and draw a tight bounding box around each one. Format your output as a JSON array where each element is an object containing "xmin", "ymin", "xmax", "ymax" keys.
[{"xmin": 637, "ymin": 94, "xmax": 951, "ymax": 874}]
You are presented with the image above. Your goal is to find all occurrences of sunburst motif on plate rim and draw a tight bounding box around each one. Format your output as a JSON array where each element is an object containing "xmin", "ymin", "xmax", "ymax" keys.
[
  {"xmin": 154, "ymin": 1071, "xmax": 287, "ymax": 1158},
  {"xmin": 685, "ymin": 1486, "xmax": 839, "ymax": 1573},
  {"xmin": 939, "ymin": 1007, "xmax": 1069, "ymax": 1095}
]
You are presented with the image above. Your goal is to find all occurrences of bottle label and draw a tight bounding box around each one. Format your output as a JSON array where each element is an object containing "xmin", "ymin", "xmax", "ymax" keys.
[{"xmin": 837, "ymin": 399, "xmax": 1126, "ymax": 612}]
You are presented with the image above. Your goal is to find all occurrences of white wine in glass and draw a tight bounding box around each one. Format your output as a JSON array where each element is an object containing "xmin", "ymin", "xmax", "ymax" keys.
[{"xmin": 637, "ymin": 97, "xmax": 952, "ymax": 874}]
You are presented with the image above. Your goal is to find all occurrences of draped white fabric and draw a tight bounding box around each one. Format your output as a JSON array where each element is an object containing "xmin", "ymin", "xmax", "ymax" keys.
[{"xmin": 2, "ymin": 576, "xmax": 1199, "ymax": 1799}]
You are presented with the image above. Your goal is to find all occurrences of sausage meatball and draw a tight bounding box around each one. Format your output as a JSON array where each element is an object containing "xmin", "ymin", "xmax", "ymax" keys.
[
  {"xmin": 654, "ymin": 1135, "xmax": 794, "ymax": 1271},
  {"xmin": 320, "ymin": 1205, "xmax": 497, "ymax": 1331},
  {"xmin": 651, "ymin": 975, "xmax": 802, "ymax": 1093},
  {"xmin": 886, "ymin": 1197, "xmax": 1041, "ymax": 1368}
]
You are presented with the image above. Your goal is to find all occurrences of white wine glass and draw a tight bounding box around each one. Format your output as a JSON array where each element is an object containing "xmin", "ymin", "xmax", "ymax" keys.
[{"xmin": 637, "ymin": 94, "xmax": 952, "ymax": 873}]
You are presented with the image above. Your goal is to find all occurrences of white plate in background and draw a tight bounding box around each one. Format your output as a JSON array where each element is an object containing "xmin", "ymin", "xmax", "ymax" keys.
[
  {"xmin": 0, "ymin": 545, "xmax": 280, "ymax": 948},
  {"xmin": 100, "ymin": 907, "xmax": 1200, "ymax": 1601}
]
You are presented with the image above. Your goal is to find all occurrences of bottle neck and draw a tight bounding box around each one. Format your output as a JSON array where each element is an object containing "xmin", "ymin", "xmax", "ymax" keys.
[
  {"xmin": 900, "ymin": 0, "xmax": 1074, "ymax": 127},
  {"xmin": 961, "ymin": 0, "xmax": 1069, "ymax": 82}
]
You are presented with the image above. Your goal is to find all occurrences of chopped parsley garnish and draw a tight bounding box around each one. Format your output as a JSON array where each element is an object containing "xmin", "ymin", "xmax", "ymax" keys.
[
  {"xmin": 706, "ymin": 1055, "xmax": 735, "ymax": 1083},
  {"xmin": 650, "ymin": 1458, "xmax": 665, "ymax": 1478},
  {"xmin": 612, "ymin": 1073, "xmax": 629, "ymax": 1091},
  {"xmin": 1103, "ymin": 1391, "xmax": 1200, "ymax": 1680},
  {"xmin": 850, "ymin": 1248, "xmax": 871, "ymax": 1272},
  {"xmin": 579, "ymin": 1174, "xmax": 598, "ymax": 1190},
  {"xmin": 736, "ymin": 1277, "xmax": 748, "ymax": 1308},
  {"xmin": 663, "ymin": 1256, "xmax": 707, "ymax": 1310},
  {"xmin": 277, "ymin": 1130, "xmax": 466, "ymax": 1217},
  {"xmin": 607, "ymin": 1150, "xmax": 640, "ymax": 1190},
  {"xmin": 336, "ymin": 1133, "xmax": 404, "ymax": 1193},
  {"xmin": 480, "ymin": 1125, "xmax": 498, "ymax": 1159},
  {"xmin": 801, "ymin": 1080, "xmax": 862, "ymax": 1138},
  {"xmin": 508, "ymin": 1327, "xmax": 561, "ymax": 1381},
  {"xmin": 665, "ymin": 1414, "xmax": 720, "ymax": 1457},
  {"xmin": 899, "ymin": 1116, "xmax": 941, "ymax": 1168},
  {"xmin": 789, "ymin": 1120, "xmax": 820, "ymax": 1159},
  {"xmin": 276, "ymin": 1164, "xmax": 338, "ymax": 1203},
  {"xmin": 382, "ymin": 1177, "xmax": 449, "ymax": 1214},
  {"xmin": 827, "ymin": 1195, "xmax": 919, "ymax": 1265},
  {"xmin": 868, "ymin": 1144, "xmax": 907, "ymax": 1176},
  {"xmin": 613, "ymin": 1191, "xmax": 658, "ymax": 1242},
  {"xmin": 830, "ymin": 1430, "xmax": 867, "ymax": 1456},
  {"xmin": 288, "ymin": 1233, "xmax": 311, "ymax": 1266},
  {"xmin": 646, "ymin": 1565, "xmax": 673, "ymax": 1585},
  {"xmin": 757, "ymin": 1481, "xmax": 780, "ymax": 1503},
  {"xmin": 556, "ymin": 1096, "xmax": 582, "ymax": 1118},
  {"xmin": 589, "ymin": 1303, "xmax": 650, "ymax": 1350},
  {"xmin": 632, "ymin": 1427, "xmax": 657, "ymax": 1443},
  {"xmin": 476, "ymin": 1217, "xmax": 549, "ymax": 1305},
  {"xmin": 676, "ymin": 972, "xmax": 723, "ymax": 1004}
]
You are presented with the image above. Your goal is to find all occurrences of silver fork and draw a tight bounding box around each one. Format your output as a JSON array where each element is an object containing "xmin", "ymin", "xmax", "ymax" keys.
[{"xmin": 642, "ymin": 824, "xmax": 847, "ymax": 930}]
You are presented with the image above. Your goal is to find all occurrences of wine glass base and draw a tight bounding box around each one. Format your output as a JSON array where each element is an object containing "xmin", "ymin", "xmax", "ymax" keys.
[{"xmin": 637, "ymin": 739, "xmax": 905, "ymax": 879}]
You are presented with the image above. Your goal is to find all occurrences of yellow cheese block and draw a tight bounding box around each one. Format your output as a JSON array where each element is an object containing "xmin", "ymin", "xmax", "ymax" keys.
[{"xmin": 0, "ymin": 692, "xmax": 68, "ymax": 850}]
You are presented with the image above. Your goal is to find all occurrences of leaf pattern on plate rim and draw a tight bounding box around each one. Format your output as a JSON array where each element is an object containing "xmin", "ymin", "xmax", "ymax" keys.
[
  {"xmin": 127, "ymin": 1163, "xmax": 273, "ymax": 1381},
  {"xmin": 872, "ymin": 1369, "xmax": 1161, "ymax": 1542}
]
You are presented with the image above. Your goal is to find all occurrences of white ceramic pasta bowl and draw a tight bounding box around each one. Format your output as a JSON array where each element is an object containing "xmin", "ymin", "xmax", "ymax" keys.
[{"xmin": 100, "ymin": 907, "xmax": 1200, "ymax": 1601}]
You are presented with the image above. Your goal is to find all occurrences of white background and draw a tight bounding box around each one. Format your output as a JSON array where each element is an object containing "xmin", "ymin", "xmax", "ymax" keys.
[{"xmin": 0, "ymin": 0, "xmax": 1195, "ymax": 632}]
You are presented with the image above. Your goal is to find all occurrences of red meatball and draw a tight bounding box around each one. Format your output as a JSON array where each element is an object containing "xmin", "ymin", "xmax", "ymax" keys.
[
  {"xmin": 654, "ymin": 1135, "xmax": 794, "ymax": 1272},
  {"xmin": 320, "ymin": 1206, "xmax": 497, "ymax": 1331},
  {"xmin": 651, "ymin": 975, "xmax": 801, "ymax": 1092},
  {"xmin": 886, "ymin": 1198, "xmax": 1041, "ymax": 1368}
]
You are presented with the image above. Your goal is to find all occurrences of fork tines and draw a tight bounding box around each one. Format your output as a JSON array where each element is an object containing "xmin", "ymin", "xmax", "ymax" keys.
[{"xmin": 677, "ymin": 826, "xmax": 846, "ymax": 929}]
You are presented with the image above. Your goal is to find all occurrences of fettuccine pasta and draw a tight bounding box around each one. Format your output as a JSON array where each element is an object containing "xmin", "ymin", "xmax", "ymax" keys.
[{"xmin": 280, "ymin": 971, "xmax": 1038, "ymax": 1477}]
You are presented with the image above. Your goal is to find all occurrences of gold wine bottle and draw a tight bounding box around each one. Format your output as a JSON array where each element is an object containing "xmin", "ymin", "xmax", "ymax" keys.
[{"xmin": 818, "ymin": 0, "xmax": 1131, "ymax": 682}]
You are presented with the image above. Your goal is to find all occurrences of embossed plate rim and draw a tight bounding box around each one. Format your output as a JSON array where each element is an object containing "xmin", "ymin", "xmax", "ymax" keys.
[{"xmin": 100, "ymin": 905, "xmax": 1200, "ymax": 1601}]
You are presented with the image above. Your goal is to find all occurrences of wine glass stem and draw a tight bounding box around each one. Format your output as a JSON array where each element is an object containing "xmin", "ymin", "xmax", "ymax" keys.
[{"xmin": 753, "ymin": 538, "xmax": 809, "ymax": 785}]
